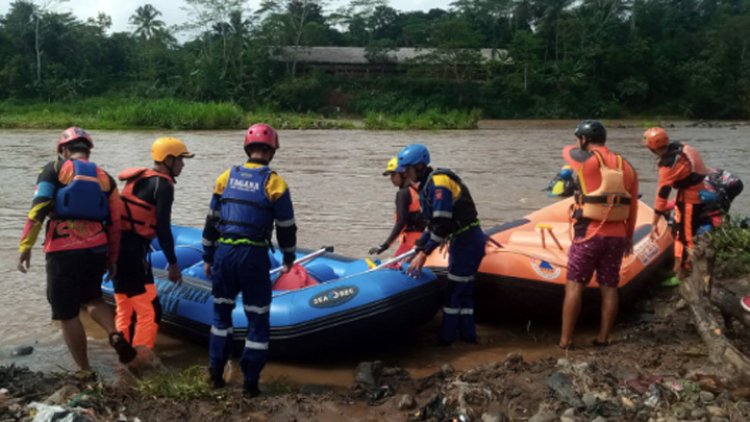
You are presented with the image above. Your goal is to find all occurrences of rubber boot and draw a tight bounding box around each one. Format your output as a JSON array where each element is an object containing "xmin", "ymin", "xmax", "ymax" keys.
[
  {"xmin": 243, "ymin": 381, "xmax": 260, "ymax": 398},
  {"xmin": 208, "ymin": 366, "xmax": 226, "ymax": 389}
]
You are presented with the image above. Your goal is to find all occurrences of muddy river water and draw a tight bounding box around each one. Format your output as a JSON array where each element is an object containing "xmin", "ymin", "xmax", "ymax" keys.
[{"xmin": 1, "ymin": 122, "xmax": 748, "ymax": 387}]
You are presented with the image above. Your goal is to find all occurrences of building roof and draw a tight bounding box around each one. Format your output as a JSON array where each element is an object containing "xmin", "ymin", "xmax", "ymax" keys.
[{"xmin": 274, "ymin": 46, "xmax": 511, "ymax": 65}]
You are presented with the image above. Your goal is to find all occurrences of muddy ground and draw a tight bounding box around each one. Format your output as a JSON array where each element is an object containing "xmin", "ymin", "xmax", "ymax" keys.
[{"xmin": 3, "ymin": 286, "xmax": 750, "ymax": 422}]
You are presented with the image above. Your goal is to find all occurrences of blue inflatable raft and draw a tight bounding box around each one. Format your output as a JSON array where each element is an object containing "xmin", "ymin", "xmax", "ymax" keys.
[{"xmin": 102, "ymin": 226, "xmax": 440, "ymax": 358}]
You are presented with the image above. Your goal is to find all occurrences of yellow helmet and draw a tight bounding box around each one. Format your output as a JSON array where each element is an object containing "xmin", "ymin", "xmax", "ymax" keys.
[
  {"xmin": 382, "ymin": 157, "xmax": 400, "ymax": 176},
  {"xmin": 151, "ymin": 137, "xmax": 195, "ymax": 162}
]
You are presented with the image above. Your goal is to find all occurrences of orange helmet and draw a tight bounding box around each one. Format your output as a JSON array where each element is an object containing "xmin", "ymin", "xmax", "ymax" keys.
[{"xmin": 642, "ymin": 127, "xmax": 669, "ymax": 150}]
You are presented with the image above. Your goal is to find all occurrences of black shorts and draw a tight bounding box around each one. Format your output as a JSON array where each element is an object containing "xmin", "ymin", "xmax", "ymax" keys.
[
  {"xmin": 114, "ymin": 232, "xmax": 153, "ymax": 296},
  {"xmin": 46, "ymin": 248, "xmax": 107, "ymax": 320}
]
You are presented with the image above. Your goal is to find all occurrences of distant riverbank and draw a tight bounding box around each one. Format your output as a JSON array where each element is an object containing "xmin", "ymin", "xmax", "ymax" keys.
[{"xmin": 0, "ymin": 98, "xmax": 481, "ymax": 131}]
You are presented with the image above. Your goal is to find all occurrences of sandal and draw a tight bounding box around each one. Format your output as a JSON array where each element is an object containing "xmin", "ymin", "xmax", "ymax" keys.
[
  {"xmin": 558, "ymin": 342, "xmax": 574, "ymax": 351},
  {"xmin": 591, "ymin": 339, "xmax": 611, "ymax": 348}
]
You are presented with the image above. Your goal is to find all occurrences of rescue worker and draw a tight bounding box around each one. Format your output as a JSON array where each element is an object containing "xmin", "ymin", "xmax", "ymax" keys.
[
  {"xmin": 16, "ymin": 127, "xmax": 137, "ymax": 371},
  {"xmin": 545, "ymin": 165, "xmax": 576, "ymax": 198},
  {"xmin": 559, "ymin": 120, "xmax": 639, "ymax": 349},
  {"xmin": 369, "ymin": 157, "xmax": 426, "ymax": 257},
  {"xmin": 114, "ymin": 137, "xmax": 194, "ymax": 351},
  {"xmin": 202, "ymin": 123, "xmax": 297, "ymax": 397},
  {"xmin": 642, "ymin": 127, "xmax": 707, "ymax": 276},
  {"xmin": 399, "ymin": 144, "xmax": 486, "ymax": 346}
]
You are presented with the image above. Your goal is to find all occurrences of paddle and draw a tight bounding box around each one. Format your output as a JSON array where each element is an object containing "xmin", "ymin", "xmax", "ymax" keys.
[{"xmin": 270, "ymin": 246, "xmax": 334, "ymax": 277}]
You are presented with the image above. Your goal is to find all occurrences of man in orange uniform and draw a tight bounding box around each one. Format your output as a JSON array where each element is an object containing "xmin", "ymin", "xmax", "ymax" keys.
[
  {"xmin": 370, "ymin": 157, "xmax": 426, "ymax": 257},
  {"xmin": 559, "ymin": 120, "xmax": 639, "ymax": 349},
  {"xmin": 16, "ymin": 127, "xmax": 137, "ymax": 370},
  {"xmin": 642, "ymin": 127, "xmax": 708, "ymax": 276},
  {"xmin": 114, "ymin": 137, "xmax": 194, "ymax": 351}
]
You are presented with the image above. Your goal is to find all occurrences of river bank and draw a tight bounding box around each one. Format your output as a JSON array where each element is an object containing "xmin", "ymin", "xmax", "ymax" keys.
[
  {"xmin": 3, "ymin": 286, "xmax": 750, "ymax": 422},
  {"xmin": 0, "ymin": 98, "xmax": 481, "ymax": 130}
]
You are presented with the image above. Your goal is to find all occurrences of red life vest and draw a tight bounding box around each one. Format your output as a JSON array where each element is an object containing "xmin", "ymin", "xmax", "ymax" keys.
[
  {"xmin": 44, "ymin": 159, "xmax": 111, "ymax": 253},
  {"xmin": 118, "ymin": 168, "xmax": 173, "ymax": 239}
]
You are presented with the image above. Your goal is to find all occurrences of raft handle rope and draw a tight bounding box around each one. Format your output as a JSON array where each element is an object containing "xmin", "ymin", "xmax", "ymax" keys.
[
  {"xmin": 270, "ymin": 246, "xmax": 334, "ymax": 277},
  {"xmin": 485, "ymin": 235, "xmax": 568, "ymax": 269}
]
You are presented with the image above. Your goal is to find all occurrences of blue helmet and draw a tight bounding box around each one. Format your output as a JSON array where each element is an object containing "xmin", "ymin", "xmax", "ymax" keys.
[
  {"xmin": 559, "ymin": 166, "xmax": 573, "ymax": 180},
  {"xmin": 396, "ymin": 144, "xmax": 430, "ymax": 172}
]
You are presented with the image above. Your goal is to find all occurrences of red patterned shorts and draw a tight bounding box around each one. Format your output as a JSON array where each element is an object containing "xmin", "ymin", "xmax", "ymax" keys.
[{"xmin": 567, "ymin": 236, "xmax": 627, "ymax": 287}]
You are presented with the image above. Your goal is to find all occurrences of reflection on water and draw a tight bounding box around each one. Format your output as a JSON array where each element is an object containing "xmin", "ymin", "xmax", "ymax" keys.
[{"xmin": 1, "ymin": 123, "xmax": 748, "ymax": 384}]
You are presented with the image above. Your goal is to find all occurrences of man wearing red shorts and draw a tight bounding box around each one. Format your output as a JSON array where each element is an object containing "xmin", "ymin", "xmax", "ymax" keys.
[{"xmin": 559, "ymin": 120, "xmax": 639, "ymax": 349}]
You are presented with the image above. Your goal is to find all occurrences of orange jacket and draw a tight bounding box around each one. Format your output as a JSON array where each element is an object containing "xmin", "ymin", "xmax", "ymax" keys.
[{"xmin": 563, "ymin": 145, "xmax": 639, "ymax": 239}]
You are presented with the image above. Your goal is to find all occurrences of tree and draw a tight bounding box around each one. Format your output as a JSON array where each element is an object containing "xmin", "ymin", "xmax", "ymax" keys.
[
  {"xmin": 129, "ymin": 4, "xmax": 166, "ymax": 40},
  {"xmin": 255, "ymin": 0, "xmax": 330, "ymax": 77},
  {"xmin": 183, "ymin": 0, "xmax": 249, "ymax": 83},
  {"xmin": 450, "ymin": 0, "xmax": 514, "ymax": 47},
  {"xmin": 86, "ymin": 12, "xmax": 112, "ymax": 36}
]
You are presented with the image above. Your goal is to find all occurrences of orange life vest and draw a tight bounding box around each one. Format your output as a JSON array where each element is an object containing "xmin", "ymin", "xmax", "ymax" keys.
[
  {"xmin": 118, "ymin": 168, "xmax": 173, "ymax": 239},
  {"xmin": 674, "ymin": 145, "xmax": 708, "ymax": 204},
  {"xmin": 394, "ymin": 186, "xmax": 423, "ymax": 233},
  {"xmin": 576, "ymin": 151, "xmax": 631, "ymax": 222}
]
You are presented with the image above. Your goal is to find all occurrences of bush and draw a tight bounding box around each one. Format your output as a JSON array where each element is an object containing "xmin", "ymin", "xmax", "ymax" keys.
[
  {"xmin": 0, "ymin": 98, "xmax": 244, "ymax": 130},
  {"xmin": 364, "ymin": 108, "xmax": 481, "ymax": 130},
  {"xmin": 707, "ymin": 218, "xmax": 750, "ymax": 278}
]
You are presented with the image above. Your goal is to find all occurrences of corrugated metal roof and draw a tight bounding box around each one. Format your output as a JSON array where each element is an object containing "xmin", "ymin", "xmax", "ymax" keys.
[{"xmin": 274, "ymin": 46, "xmax": 511, "ymax": 64}]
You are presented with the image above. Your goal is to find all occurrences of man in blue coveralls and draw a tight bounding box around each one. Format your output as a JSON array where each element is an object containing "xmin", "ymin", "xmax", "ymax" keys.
[
  {"xmin": 202, "ymin": 123, "xmax": 297, "ymax": 397},
  {"xmin": 399, "ymin": 144, "xmax": 486, "ymax": 346}
]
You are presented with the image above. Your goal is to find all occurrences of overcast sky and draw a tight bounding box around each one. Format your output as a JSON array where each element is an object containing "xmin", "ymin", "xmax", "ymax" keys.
[{"xmin": 0, "ymin": 1, "xmax": 455, "ymax": 35}]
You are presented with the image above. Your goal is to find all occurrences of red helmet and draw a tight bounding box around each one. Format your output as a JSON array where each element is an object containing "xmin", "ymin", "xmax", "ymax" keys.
[
  {"xmin": 57, "ymin": 126, "xmax": 93, "ymax": 153},
  {"xmin": 244, "ymin": 123, "xmax": 279, "ymax": 150},
  {"xmin": 642, "ymin": 127, "xmax": 669, "ymax": 151}
]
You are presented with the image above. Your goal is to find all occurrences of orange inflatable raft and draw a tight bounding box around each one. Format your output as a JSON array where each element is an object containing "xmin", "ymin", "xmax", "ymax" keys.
[{"xmin": 425, "ymin": 197, "xmax": 674, "ymax": 318}]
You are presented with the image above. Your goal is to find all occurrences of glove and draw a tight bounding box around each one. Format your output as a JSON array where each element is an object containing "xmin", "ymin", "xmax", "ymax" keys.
[{"xmin": 369, "ymin": 243, "xmax": 388, "ymax": 255}]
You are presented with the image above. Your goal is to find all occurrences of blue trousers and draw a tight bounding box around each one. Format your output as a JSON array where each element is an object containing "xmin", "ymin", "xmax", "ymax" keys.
[
  {"xmin": 440, "ymin": 226, "xmax": 486, "ymax": 343},
  {"xmin": 209, "ymin": 244, "xmax": 271, "ymax": 389}
]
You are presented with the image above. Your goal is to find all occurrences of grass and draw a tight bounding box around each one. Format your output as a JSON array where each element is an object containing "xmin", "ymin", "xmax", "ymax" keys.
[
  {"xmin": 0, "ymin": 98, "xmax": 483, "ymax": 130},
  {"xmin": 0, "ymin": 98, "xmax": 244, "ymax": 130},
  {"xmin": 707, "ymin": 217, "xmax": 750, "ymax": 278},
  {"xmin": 0, "ymin": 98, "xmax": 481, "ymax": 130},
  {"xmin": 0, "ymin": 98, "xmax": 360, "ymax": 130},
  {"xmin": 244, "ymin": 110, "xmax": 357, "ymax": 130},
  {"xmin": 363, "ymin": 108, "xmax": 481, "ymax": 130},
  {"xmin": 132, "ymin": 366, "xmax": 299, "ymax": 401},
  {"xmin": 134, "ymin": 366, "xmax": 211, "ymax": 400}
]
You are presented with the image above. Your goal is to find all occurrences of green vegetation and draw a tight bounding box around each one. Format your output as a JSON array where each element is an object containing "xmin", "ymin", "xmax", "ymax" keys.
[
  {"xmin": 0, "ymin": 99, "xmax": 358, "ymax": 130},
  {"xmin": 1, "ymin": 0, "xmax": 749, "ymax": 123},
  {"xmin": 364, "ymin": 109, "xmax": 481, "ymax": 130},
  {"xmin": 132, "ymin": 366, "xmax": 298, "ymax": 400},
  {"xmin": 261, "ymin": 375, "xmax": 297, "ymax": 396},
  {"xmin": 243, "ymin": 110, "xmax": 357, "ymax": 130},
  {"xmin": 134, "ymin": 366, "xmax": 211, "ymax": 400},
  {"xmin": 708, "ymin": 219, "xmax": 750, "ymax": 278}
]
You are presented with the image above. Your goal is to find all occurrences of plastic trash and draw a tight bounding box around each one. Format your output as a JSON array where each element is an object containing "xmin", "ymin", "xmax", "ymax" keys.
[{"xmin": 28, "ymin": 402, "xmax": 92, "ymax": 422}]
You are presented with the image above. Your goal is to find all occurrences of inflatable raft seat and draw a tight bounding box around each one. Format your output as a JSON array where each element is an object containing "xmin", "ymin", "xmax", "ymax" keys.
[{"xmin": 507, "ymin": 222, "xmax": 572, "ymax": 250}]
